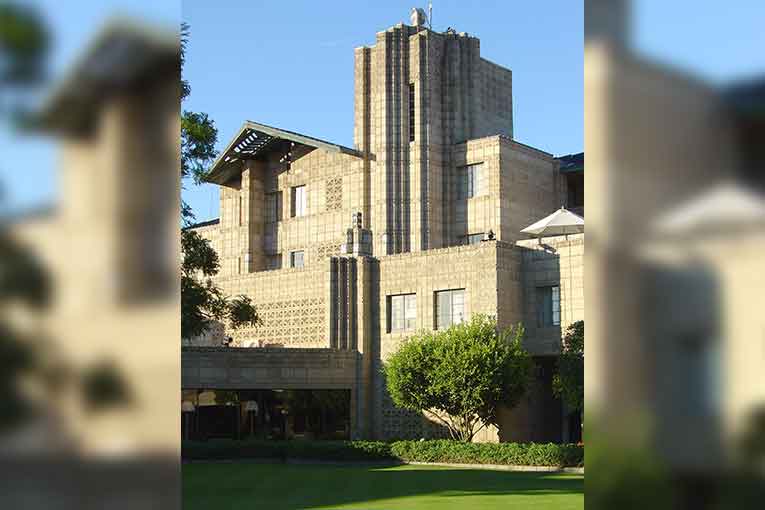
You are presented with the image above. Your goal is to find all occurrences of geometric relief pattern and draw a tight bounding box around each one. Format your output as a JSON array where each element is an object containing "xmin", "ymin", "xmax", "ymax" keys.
[
  {"xmin": 326, "ymin": 177, "xmax": 343, "ymax": 211},
  {"xmin": 380, "ymin": 386, "xmax": 427, "ymax": 440},
  {"xmin": 375, "ymin": 360, "xmax": 427, "ymax": 440},
  {"xmin": 315, "ymin": 242, "xmax": 339, "ymax": 261},
  {"xmin": 230, "ymin": 297, "xmax": 326, "ymax": 348}
]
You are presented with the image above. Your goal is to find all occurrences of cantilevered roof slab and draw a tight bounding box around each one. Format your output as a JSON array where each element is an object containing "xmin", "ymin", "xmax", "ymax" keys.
[
  {"xmin": 35, "ymin": 17, "xmax": 178, "ymax": 135},
  {"xmin": 205, "ymin": 121, "xmax": 363, "ymax": 185}
]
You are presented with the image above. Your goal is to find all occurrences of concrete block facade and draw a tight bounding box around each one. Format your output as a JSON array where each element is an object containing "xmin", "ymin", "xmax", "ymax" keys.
[{"xmin": 186, "ymin": 14, "xmax": 583, "ymax": 442}]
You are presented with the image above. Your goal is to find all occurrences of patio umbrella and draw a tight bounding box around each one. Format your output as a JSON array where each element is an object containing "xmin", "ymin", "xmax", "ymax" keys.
[
  {"xmin": 653, "ymin": 182, "xmax": 765, "ymax": 236},
  {"xmin": 521, "ymin": 207, "xmax": 584, "ymax": 238},
  {"xmin": 520, "ymin": 207, "xmax": 584, "ymax": 328}
]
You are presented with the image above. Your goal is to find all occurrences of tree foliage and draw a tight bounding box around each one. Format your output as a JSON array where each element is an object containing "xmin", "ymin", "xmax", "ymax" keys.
[
  {"xmin": 0, "ymin": 3, "xmax": 48, "ymax": 87},
  {"xmin": 552, "ymin": 320, "xmax": 584, "ymax": 413},
  {"xmin": 180, "ymin": 23, "xmax": 258, "ymax": 340},
  {"xmin": 384, "ymin": 315, "xmax": 532, "ymax": 442}
]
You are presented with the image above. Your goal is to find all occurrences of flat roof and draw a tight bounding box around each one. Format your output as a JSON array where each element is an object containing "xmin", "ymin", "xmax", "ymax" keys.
[
  {"xmin": 205, "ymin": 121, "xmax": 363, "ymax": 185},
  {"xmin": 557, "ymin": 152, "xmax": 584, "ymax": 173},
  {"xmin": 183, "ymin": 218, "xmax": 219, "ymax": 230}
]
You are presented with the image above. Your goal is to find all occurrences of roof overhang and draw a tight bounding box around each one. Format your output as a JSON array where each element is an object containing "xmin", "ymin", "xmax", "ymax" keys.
[
  {"xmin": 205, "ymin": 121, "xmax": 363, "ymax": 185},
  {"xmin": 34, "ymin": 17, "xmax": 179, "ymax": 135},
  {"xmin": 557, "ymin": 152, "xmax": 584, "ymax": 174}
]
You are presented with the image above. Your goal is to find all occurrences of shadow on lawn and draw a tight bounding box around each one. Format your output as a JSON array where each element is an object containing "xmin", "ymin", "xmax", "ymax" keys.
[{"xmin": 182, "ymin": 462, "xmax": 583, "ymax": 510}]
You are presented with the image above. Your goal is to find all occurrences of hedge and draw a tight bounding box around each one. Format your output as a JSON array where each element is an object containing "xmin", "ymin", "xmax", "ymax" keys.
[{"xmin": 182, "ymin": 439, "xmax": 583, "ymax": 467}]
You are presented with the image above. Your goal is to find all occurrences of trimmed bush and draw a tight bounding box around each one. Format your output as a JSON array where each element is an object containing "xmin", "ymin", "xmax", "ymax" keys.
[
  {"xmin": 285, "ymin": 440, "xmax": 393, "ymax": 461},
  {"xmin": 389, "ymin": 440, "xmax": 582, "ymax": 467},
  {"xmin": 183, "ymin": 439, "xmax": 583, "ymax": 467},
  {"xmin": 183, "ymin": 439, "xmax": 284, "ymax": 460}
]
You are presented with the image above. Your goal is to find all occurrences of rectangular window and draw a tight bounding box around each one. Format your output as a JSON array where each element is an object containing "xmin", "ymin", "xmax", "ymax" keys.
[
  {"xmin": 462, "ymin": 233, "xmax": 484, "ymax": 245},
  {"xmin": 435, "ymin": 289, "xmax": 465, "ymax": 330},
  {"xmin": 266, "ymin": 254, "xmax": 282, "ymax": 270},
  {"xmin": 537, "ymin": 285, "xmax": 561, "ymax": 327},
  {"xmin": 265, "ymin": 191, "xmax": 282, "ymax": 223},
  {"xmin": 290, "ymin": 250, "xmax": 304, "ymax": 268},
  {"xmin": 409, "ymin": 83, "xmax": 416, "ymax": 142},
  {"xmin": 238, "ymin": 195, "xmax": 244, "ymax": 226},
  {"xmin": 458, "ymin": 163, "xmax": 483, "ymax": 199},
  {"xmin": 388, "ymin": 294, "xmax": 417, "ymax": 333},
  {"xmin": 291, "ymin": 185, "xmax": 307, "ymax": 217}
]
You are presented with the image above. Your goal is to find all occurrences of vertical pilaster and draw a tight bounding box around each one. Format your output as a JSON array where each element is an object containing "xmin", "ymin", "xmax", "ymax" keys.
[
  {"xmin": 354, "ymin": 47, "xmax": 373, "ymax": 236},
  {"xmin": 240, "ymin": 162, "xmax": 265, "ymax": 272},
  {"xmin": 337, "ymin": 257, "xmax": 348, "ymax": 349},
  {"xmin": 327, "ymin": 257, "xmax": 339, "ymax": 348},
  {"xmin": 347, "ymin": 258, "xmax": 358, "ymax": 351}
]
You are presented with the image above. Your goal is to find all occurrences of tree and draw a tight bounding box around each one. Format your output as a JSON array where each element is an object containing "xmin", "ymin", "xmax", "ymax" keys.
[
  {"xmin": 0, "ymin": 3, "xmax": 49, "ymax": 116},
  {"xmin": 180, "ymin": 22, "xmax": 258, "ymax": 340},
  {"xmin": 552, "ymin": 320, "xmax": 584, "ymax": 413},
  {"xmin": 384, "ymin": 314, "xmax": 532, "ymax": 442}
]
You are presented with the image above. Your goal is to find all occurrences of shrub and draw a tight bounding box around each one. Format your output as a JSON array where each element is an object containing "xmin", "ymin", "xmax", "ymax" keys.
[
  {"xmin": 182, "ymin": 439, "xmax": 583, "ymax": 467},
  {"xmin": 389, "ymin": 440, "xmax": 583, "ymax": 467},
  {"xmin": 384, "ymin": 315, "xmax": 532, "ymax": 441},
  {"xmin": 552, "ymin": 320, "xmax": 584, "ymax": 413}
]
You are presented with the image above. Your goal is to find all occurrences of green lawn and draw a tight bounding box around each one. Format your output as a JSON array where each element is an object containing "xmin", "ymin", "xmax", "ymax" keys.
[{"xmin": 183, "ymin": 462, "xmax": 583, "ymax": 509}]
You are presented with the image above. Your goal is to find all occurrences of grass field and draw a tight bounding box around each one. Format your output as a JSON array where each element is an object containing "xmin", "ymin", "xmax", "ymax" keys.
[{"xmin": 183, "ymin": 462, "xmax": 583, "ymax": 510}]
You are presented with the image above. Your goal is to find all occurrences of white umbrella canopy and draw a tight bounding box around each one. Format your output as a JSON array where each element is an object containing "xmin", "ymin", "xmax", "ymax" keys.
[
  {"xmin": 521, "ymin": 207, "xmax": 584, "ymax": 237},
  {"xmin": 654, "ymin": 182, "xmax": 765, "ymax": 235}
]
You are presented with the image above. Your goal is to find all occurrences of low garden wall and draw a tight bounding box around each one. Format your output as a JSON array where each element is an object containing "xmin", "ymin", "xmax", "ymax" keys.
[{"xmin": 182, "ymin": 439, "xmax": 584, "ymax": 468}]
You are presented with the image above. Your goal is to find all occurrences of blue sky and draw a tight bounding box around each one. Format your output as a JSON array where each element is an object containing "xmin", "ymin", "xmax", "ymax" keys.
[
  {"xmin": 182, "ymin": 1, "xmax": 585, "ymax": 221},
  {"xmin": 2, "ymin": 1, "xmax": 764, "ymax": 221}
]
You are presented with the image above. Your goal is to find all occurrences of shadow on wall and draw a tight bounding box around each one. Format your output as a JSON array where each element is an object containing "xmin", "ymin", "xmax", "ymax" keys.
[
  {"xmin": 642, "ymin": 261, "xmax": 724, "ymax": 470},
  {"xmin": 498, "ymin": 357, "xmax": 566, "ymax": 444}
]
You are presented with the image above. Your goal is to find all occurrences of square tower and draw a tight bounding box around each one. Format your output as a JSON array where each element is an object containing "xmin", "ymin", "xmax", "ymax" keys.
[{"xmin": 354, "ymin": 23, "xmax": 513, "ymax": 254}]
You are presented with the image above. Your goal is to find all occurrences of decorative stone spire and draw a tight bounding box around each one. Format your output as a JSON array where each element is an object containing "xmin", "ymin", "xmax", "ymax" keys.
[{"xmin": 341, "ymin": 211, "xmax": 373, "ymax": 257}]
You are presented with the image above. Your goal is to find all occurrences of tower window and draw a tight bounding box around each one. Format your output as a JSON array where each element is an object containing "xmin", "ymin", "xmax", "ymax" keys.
[
  {"xmin": 409, "ymin": 83, "xmax": 415, "ymax": 142},
  {"xmin": 458, "ymin": 163, "xmax": 483, "ymax": 199}
]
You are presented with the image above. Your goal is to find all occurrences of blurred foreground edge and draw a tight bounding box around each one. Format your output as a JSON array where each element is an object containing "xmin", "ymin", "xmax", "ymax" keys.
[
  {"xmin": 585, "ymin": 1, "xmax": 764, "ymax": 508},
  {"xmin": 1, "ymin": 15, "xmax": 180, "ymax": 510}
]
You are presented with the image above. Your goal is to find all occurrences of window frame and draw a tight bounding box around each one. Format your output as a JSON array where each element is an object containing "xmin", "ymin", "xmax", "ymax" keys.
[
  {"xmin": 457, "ymin": 163, "xmax": 483, "ymax": 200},
  {"xmin": 408, "ymin": 83, "xmax": 416, "ymax": 142},
  {"xmin": 435, "ymin": 288, "xmax": 466, "ymax": 330},
  {"xmin": 290, "ymin": 250, "xmax": 305, "ymax": 268},
  {"xmin": 290, "ymin": 185, "xmax": 307, "ymax": 218},
  {"xmin": 388, "ymin": 293, "xmax": 417, "ymax": 333},
  {"xmin": 537, "ymin": 285, "xmax": 561, "ymax": 327},
  {"xmin": 265, "ymin": 191, "xmax": 282, "ymax": 223},
  {"xmin": 461, "ymin": 233, "xmax": 485, "ymax": 245}
]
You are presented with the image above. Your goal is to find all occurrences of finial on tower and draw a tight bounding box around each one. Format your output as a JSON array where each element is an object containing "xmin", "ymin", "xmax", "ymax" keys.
[{"xmin": 410, "ymin": 7, "xmax": 428, "ymax": 28}]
